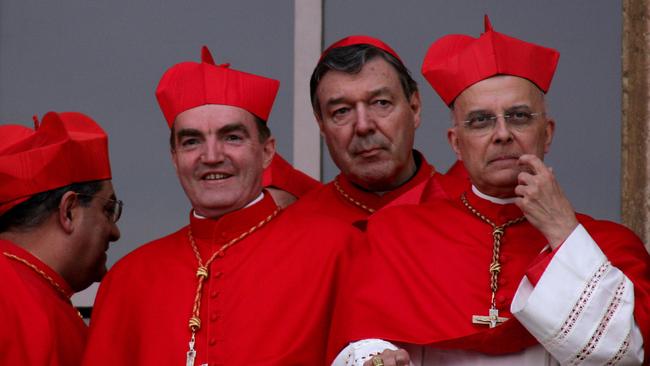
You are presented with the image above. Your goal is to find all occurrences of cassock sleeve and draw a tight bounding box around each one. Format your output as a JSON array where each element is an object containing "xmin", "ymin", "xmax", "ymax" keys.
[{"xmin": 511, "ymin": 224, "xmax": 645, "ymax": 365}]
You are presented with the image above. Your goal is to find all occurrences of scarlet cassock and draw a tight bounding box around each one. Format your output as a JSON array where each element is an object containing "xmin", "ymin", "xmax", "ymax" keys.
[
  {"xmin": 82, "ymin": 46, "xmax": 361, "ymax": 365},
  {"xmin": 329, "ymin": 185, "xmax": 650, "ymax": 365},
  {"xmin": 292, "ymin": 150, "xmax": 442, "ymax": 226},
  {"xmin": 329, "ymin": 16, "xmax": 650, "ymax": 365},
  {"xmin": 0, "ymin": 111, "xmax": 112, "ymax": 365},
  {"xmin": 0, "ymin": 240, "xmax": 87, "ymax": 366},
  {"xmin": 83, "ymin": 193, "xmax": 362, "ymax": 365}
]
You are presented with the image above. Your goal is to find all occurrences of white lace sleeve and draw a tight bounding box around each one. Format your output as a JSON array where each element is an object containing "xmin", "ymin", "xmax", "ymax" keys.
[
  {"xmin": 511, "ymin": 224, "xmax": 644, "ymax": 365},
  {"xmin": 332, "ymin": 339, "xmax": 400, "ymax": 366}
]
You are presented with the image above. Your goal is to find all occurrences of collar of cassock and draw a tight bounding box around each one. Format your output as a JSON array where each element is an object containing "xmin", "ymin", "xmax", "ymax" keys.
[
  {"xmin": 188, "ymin": 191, "xmax": 278, "ymax": 247},
  {"xmin": 464, "ymin": 186, "xmax": 525, "ymax": 225},
  {"xmin": 335, "ymin": 150, "xmax": 433, "ymax": 212},
  {"xmin": 0, "ymin": 239, "xmax": 74, "ymax": 298}
]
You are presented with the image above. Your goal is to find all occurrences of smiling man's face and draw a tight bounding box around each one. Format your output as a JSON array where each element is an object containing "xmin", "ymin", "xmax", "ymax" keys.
[
  {"xmin": 171, "ymin": 104, "xmax": 275, "ymax": 218},
  {"xmin": 448, "ymin": 75, "xmax": 554, "ymax": 198}
]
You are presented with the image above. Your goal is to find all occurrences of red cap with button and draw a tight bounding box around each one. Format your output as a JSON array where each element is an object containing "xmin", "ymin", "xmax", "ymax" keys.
[
  {"xmin": 421, "ymin": 15, "xmax": 560, "ymax": 105},
  {"xmin": 156, "ymin": 46, "xmax": 280, "ymax": 127},
  {"xmin": 0, "ymin": 112, "xmax": 111, "ymax": 215}
]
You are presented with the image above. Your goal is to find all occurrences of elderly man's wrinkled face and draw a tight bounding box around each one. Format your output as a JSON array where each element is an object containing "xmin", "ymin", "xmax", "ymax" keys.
[
  {"xmin": 172, "ymin": 104, "xmax": 275, "ymax": 218},
  {"xmin": 448, "ymin": 75, "xmax": 555, "ymax": 198},
  {"xmin": 315, "ymin": 57, "xmax": 421, "ymax": 191}
]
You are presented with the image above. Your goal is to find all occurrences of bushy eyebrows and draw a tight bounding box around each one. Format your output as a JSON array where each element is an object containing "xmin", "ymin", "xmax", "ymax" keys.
[
  {"xmin": 217, "ymin": 123, "xmax": 250, "ymax": 138},
  {"xmin": 175, "ymin": 123, "xmax": 250, "ymax": 140},
  {"xmin": 324, "ymin": 87, "xmax": 395, "ymax": 109},
  {"xmin": 175, "ymin": 128, "xmax": 202, "ymax": 140}
]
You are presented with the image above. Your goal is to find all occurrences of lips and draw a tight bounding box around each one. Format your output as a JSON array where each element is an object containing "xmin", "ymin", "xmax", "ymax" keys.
[
  {"xmin": 355, "ymin": 147, "xmax": 383, "ymax": 158},
  {"xmin": 201, "ymin": 172, "xmax": 232, "ymax": 180},
  {"xmin": 488, "ymin": 154, "xmax": 519, "ymax": 164}
]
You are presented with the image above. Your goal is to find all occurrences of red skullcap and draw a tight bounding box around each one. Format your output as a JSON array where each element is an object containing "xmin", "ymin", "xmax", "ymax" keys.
[
  {"xmin": 156, "ymin": 46, "xmax": 280, "ymax": 128},
  {"xmin": 320, "ymin": 35, "xmax": 403, "ymax": 63},
  {"xmin": 421, "ymin": 15, "xmax": 560, "ymax": 105},
  {"xmin": 0, "ymin": 112, "xmax": 111, "ymax": 215}
]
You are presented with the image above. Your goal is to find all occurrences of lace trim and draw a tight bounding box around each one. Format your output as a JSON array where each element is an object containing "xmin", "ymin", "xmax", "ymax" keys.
[
  {"xmin": 551, "ymin": 261, "xmax": 611, "ymax": 344},
  {"xmin": 605, "ymin": 333, "xmax": 631, "ymax": 365},
  {"xmin": 342, "ymin": 339, "xmax": 395, "ymax": 366},
  {"xmin": 569, "ymin": 278, "xmax": 627, "ymax": 365}
]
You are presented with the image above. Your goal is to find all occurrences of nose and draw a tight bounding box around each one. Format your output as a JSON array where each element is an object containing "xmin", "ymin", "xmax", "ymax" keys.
[
  {"xmin": 354, "ymin": 104, "xmax": 376, "ymax": 136},
  {"xmin": 110, "ymin": 221, "xmax": 121, "ymax": 242},
  {"xmin": 201, "ymin": 139, "xmax": 225, "ymax": 164},
  {"xmin": 492, "ymin": 115, "xmax": 513, "ymax": 144}
]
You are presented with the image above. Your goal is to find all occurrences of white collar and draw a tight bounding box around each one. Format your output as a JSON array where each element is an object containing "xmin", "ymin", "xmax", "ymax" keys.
[
  {"xmin": 192, "ymin": 192, "xmax": 265, "ymax": 219},
  {"xmin": 472, "ymin": 185, "xmax": 517, "ymax": 205}
]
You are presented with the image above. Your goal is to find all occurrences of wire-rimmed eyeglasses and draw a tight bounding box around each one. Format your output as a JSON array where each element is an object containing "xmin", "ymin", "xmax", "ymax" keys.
[
  {"xmin": 462, "ymin": 111, "xmax": 543, "ymax": 134},
  {"xmin": 76, "ymin": 193, "xmax": 123, "ymax": 223}
]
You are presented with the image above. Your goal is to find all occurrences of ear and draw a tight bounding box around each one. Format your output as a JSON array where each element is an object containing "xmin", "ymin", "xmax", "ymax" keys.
[
  {"xmin": 409, "ymin": 91, "xmax": 422, "ymax": 129},
  {"xmin": 447, "ymin": 126, "xmax": 463, "ymax": 160},
  {"xmin": 543, "ymin": 118, "xmax": 555, "ymax": 154},
  {"xmin": 262, "ymin": 136, "xmax": 276, "ymax": 169},
  {"xmin": 58, "ymin": 191, "xmax": 79, "ymax": 234}
]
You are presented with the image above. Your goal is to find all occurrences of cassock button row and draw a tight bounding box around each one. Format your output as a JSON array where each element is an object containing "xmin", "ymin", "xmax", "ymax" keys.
[
  {"xmin": 209, "ymin": 338, "xmax": 217, "ymax": 346},
  {"xmin": 214, "ymin": 271, "xmax": 223, "ymax": 279},
  {"xmin": 210, "ymin": 312, "xmax": 220, "ymax": 322},
  {"xmin": 210, "ymin": 290, "xmax": 219, "ymax": 298}
]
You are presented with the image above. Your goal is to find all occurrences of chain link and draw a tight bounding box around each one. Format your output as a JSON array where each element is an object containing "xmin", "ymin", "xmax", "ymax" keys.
[
  {"xmin": 461, "ymin": 193, "xmax": 525, "ymax": 309},
  {"xmin": 186, "ymin": 208, "xmax": 280, "ymax": 333}
]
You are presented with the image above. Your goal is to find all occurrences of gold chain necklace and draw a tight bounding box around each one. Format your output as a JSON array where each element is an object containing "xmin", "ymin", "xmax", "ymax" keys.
[
  {"xmin": 185, "ymin": 208, "xmax": 280, "ymax": 366},
  {"xmin": 333, "ymin": 180, "xmax": 375, "ymax": 213},
  {"xmin": 333, "ymin": 169, "xmax": 435, "ymax": 214},
  {"xmin": 461, "ymin": 193, "xmax": 526, "ymax": 328},
  {"xmin": 2, "ymin": 252, "xmax": 83, "ymax": 319}
]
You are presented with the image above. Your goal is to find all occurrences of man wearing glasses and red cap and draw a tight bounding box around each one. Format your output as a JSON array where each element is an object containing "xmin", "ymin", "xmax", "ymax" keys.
[
  {"xmin": 82, "ymin": 46, "xmax": 362, "ymax": 366},
  {"xmin": 291, "ymin": 35, "xmax": 460, "ymax": 226},
  {"xmin": 0, "ymin": 111, "xmax": 122, "ymax": 365},
  {"xmin": 329, "ymin": 17, "xmax": 650, "ymax": 365}
]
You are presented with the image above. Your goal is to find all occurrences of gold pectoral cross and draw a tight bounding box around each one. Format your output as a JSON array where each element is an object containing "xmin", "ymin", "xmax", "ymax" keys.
[{"xmin": 472, "ymin": 307, "xmax": 508, "ymax": 328}]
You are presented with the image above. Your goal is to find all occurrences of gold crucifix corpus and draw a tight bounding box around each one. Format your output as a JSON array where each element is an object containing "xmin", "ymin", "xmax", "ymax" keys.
[{"xmin": 472, "ymin": 307, "xmax": 508, "ymax": 328}]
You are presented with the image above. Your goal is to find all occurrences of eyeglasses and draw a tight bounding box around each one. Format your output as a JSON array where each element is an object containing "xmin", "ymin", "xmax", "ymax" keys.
[
  {"xmin": 462, "ymin": 111, "xmax": 542, "ymax": 134},
  {"xmin": 76, "ymin": 193, "xmax": 123, "ymax": 223}
]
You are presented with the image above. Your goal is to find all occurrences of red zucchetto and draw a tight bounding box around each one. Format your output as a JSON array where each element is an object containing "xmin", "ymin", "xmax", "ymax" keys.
[
  {"xmin": 0, "ymin": 112, "xmax": 111, "ymax": 215},
  {"xmin": 422, "ymin": 15, "xmax": 560, "ymax": 105},
  {"xmin": 320, "ymin": 35, "xmax": 403, "ymax": 63},
  {"xmin": 155, "ymin": 46, "xmax": 280, "ymax": 128}
]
